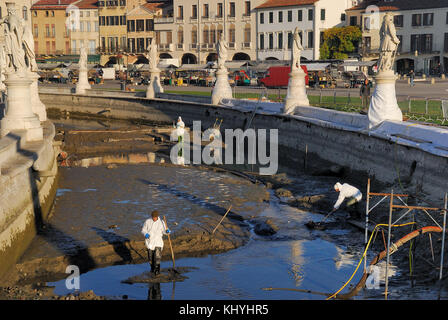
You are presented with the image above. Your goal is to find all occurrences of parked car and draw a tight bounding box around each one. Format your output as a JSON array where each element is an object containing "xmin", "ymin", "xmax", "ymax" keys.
[{"xmin": 258, "ymin": 65, "xmax": 309, "ymax": 88}]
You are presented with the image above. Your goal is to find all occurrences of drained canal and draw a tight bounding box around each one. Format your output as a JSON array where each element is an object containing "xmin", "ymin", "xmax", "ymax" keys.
[{"xmin": 8, "ymin": 119, "xmax": 448, "ymax": 300}]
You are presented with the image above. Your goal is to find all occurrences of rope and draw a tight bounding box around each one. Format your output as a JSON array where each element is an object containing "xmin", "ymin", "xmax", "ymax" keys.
[{"xmin": 326, "ymin": 222, "xmax": 416, "ymax": 300}]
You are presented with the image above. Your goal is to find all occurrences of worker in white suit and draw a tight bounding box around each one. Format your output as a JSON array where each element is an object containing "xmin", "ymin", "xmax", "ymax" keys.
[
  {"xmin": 141, "ymin": 210, "xmax": 171, "ymax": 275},
  {"xmin": 331, "ymin": 182, "xmax": 363, "ymax": 217}
]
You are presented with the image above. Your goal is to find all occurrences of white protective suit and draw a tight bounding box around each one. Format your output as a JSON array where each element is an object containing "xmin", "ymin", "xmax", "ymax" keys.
[
  {"xmin": 333, "ymin": 182, "xmax": 362, "ymax": 210},
  {"xmin": 141, "ymin": 217, "xmax": 168, "ymax": 250}
]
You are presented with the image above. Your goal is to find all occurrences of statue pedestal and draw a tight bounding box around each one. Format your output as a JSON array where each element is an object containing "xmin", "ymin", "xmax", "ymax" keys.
[
  {"xmin": 368, "ymin": 70, "xmax": 403, "ymax": 129},
  {"xmin": 283, "ymin": 68, "xmax": 309, "ymax": 114},
  {"xmin": 1, "ymin": 73, "xmax": 43, "ymax": 141},
  {"xmin": 76, "ymin": 68, "xmax": 91, "ymax": 95},
  {"xmin": 29, "ymin": 72, "xmax": 47, "ymax": 122},
  {"xmin": 211, "ymin": 68, "xmax": 232, "ymax": 105},
  {"xmin": 146, "ymin": 68, "xmax": 164, "ymax": 99}
]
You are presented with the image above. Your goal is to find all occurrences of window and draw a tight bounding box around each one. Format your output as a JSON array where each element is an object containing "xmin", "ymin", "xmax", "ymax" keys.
[
  {"xmin": 244, "ymin": 25, "xmax": 250, "ymax": 43},
  {"xmin": 34, "ymin": 24, "xmax": 38, "ymax": 37},
  {"xmin": 341, "ymin": 13, "xmax": 346, "ymax": 21},
  {"xmin": 423, "ymin": 13, "xmax": 433, "ymax": 26},
  {"xmin": 51, "ymin": 11, "xmax": 54, "ymax": 17},
  {"xmin": 45, "ymin": 11, "xmax": 49, "ymax": 17},
  {"xmin": 298, "ymin": 10, "xmax": 302, "ymax": 21},
  {"xmin": 259, "ymin": 34, "xmax": 264, "ymax": 50},
  {"xmin": 260, "ymin": 12, "xmax": 264, "ymax": 24},
  {"xmin": 308, "ymin": 31, "xmax": 314, "ymax": 48},
  {"xmin": 146, "ymin": 19, "xmax": 154, "ymax": 31},
  {"xmin": 89, "ymin": 40, "xmax": 96, "ymax": 54},
  {"xmin": 229, "ymin": 2, "xmax": 235, "ymax": 17},
  {"xmin": 364, "ymin": 17, "xmax": 370, "ymax": 31},
  {"xmin": 51, "ymin": 24, "xmax": 55, "ymax": 37},
  {"xmin": 178, "ymin": 28, "xmax": 184, "ymax": 44},
  {"xmin": 178, "ymin": 6, "xmax": 183, "ymax": 19},
  {"xmin": 217, "ymin": 3, "xmax": 223, "ymax": 18},
  {"xmin": 397, "ymin": 35, "xmax": 402, "ymax": 52},
  {"xmin": 95, "ymin": 21, "xmax": 99, "ymax": 32},
  {"xmin": 278, "ymin": 32, "xmax": 283, "ymax": 49},
  {"xmin": 278, "ymin": 11, "xmax": 283, "ymax": 23},
  {"xmin": 394, "ymin": 15, "xmax": 403, "ymax": 27},
  {"xmin": 269, "ymin": 33, "xmax": 273, "ymax": 49},
  {"xmin": 288, "ymin": 10, "xmax": 292, "ymax": 22},
  {"xmin": 87, "ymin": 22, "xmax": 91, "ymax": 32},
  {"xmin": 229, "ymin": 26, "xmax": 235, "ymax": 43},
  {"xmin": 80, "ymin": 11, "xmax": 83, "ymax": 17},
  {"xmin": 136, "ymin": 19, "xmax": 144, "ymax": 32},
  {"xmin": 245, "ymin": 1, "xmax": 250, "ymax": 16},
  {"xmin": 287, "ymin": 32, "xmax": 293, "ymax": 49},
  {"xmin": 192, "ymin": 29, "xmax": 197, "ymax": 43},
  {"xmin": 308, "ymin": 9, "xmax": 313, "ymax": 21},
  {"xmin": 350, "ymin": 16, "xmax": 357, "ymax": 26},
  {"xmin": 363, "ymin": 36, "xmax": 371, "ymax": 49},
  {"xmin": 192, "ymin": 5, "xmax": 197, "ymax": 18},
  {"xmin": 127, "ymin": 20, "xmax": 135, "ymax": 32},
  {"xmin": 80, "ymin": 21, "xmax": 84, "ymax": 32},
  {"xmin": 321, "ymin": 9, "xmax": 325, "ymax": 21},
  {"xmin": 412, "ymin": 14, "xmax": 422, "ymax": 26},
  {"xmin": 320, "ymin": 31, "xmax": 324, "ymax": 45},
  {"xmin": 269, "ymin": 12, "xmax": 273, "ymax": 23},
  {"xmin": 445, "ymin": 33, "xmax": 448, "ymax": 52},
  {"xmin": 203, "ymin": 4, "xmax": 209, "ymax": 18},
  {"xmin": 23, "ymin": 6, "xmax": 28, "ymax": 21},
  {"xmin": 411, "ymin": 34, "xmax": 433, "ymax": 53}
]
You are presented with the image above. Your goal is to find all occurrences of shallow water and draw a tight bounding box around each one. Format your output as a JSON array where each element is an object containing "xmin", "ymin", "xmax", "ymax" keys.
[{"xmin": 47, "ymin": 193, "xmax": 446, "ymax": 300}]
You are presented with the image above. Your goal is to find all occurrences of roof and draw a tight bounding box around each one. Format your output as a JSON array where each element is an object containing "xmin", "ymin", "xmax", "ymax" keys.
[
  {"xmin": 32, "ymin": 0, "xmax": 80, "ymax": 10},
  {"xmin": 346, "ymin": 0, "xmax": 448, "ymax": 12},
  {"xmin": 142, "ymin": 2, "xmax": 164, "ymax": 12},
  {"xmin": 73, "ymin": 0, "xmax": 99, "ymax": 9},
  {"xmin": 255, "ymin": 0, "xmax": 319, "ymax": 10}
]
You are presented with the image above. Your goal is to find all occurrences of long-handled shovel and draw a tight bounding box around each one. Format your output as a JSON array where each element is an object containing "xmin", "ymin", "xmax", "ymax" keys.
[
  {"xmin": 163, "ymin": 216, "xmax": 179, "ymax": 275},
  {"xmin": 212, "ymin": 204, "xmax": 233, "ymax": 235}
]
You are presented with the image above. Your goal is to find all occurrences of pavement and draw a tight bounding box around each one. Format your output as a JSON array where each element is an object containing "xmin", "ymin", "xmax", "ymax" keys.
[{"xmin": 39, "ymin": 78, "xmax": 448, "ymax": 99}]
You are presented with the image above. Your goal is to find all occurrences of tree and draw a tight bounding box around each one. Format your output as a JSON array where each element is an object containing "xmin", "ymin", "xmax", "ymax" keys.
[{"xmin": 320, "ymin": 26, "xmax": 362, "ymax": 60}]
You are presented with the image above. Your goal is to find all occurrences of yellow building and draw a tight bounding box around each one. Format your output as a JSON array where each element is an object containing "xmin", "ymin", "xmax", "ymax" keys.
[
  {"xmin": 98, "ymin": 0, "xmax": 128, "ymax": 65},
  {"xmin": 68, "ymin": 0, "xmax": 100, "ymax": 55},
  {"xmin": 31, "ymin": 0, "xmax": 77, "ymax": 56}
]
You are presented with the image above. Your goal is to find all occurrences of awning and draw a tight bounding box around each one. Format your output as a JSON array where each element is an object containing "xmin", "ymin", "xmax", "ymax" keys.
[
  {"xmin": 342, "ymin": 60, "xmax": 376, "ymax": 67},
  {"xmin": 302, "ymin": 63, "xmax": 331, "ymax": 71}
]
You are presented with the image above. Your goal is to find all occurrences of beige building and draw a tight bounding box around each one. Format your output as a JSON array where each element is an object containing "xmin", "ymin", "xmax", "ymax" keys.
[
  {"xmin": 68, "ymin": 0, "xmax": 100, "ymax": 55},
  {"xmin": 346, "ymin": 0, "xmax": 448, "ymax": 75},
  {"xmin": 154, "ymin": 0, "xmax": 265, "ymax": 65},
  {"xmin": 126, "ymin": 1, "xmax": 163, "ymax": 62}
]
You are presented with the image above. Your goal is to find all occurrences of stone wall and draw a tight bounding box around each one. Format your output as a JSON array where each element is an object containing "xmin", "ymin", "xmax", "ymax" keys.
[
  {"xmin": 0, "ymin": 121, "xmax": 59, "ymax": 279},
  {"xmin": 40, "ymin": 92, "xmax": 448, "ymax": 205}
]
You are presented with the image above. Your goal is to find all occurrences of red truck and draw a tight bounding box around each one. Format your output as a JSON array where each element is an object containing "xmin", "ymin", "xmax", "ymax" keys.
[{"xmin": 258, "ymin": 65, "xmax": 309, "ymax": 88}]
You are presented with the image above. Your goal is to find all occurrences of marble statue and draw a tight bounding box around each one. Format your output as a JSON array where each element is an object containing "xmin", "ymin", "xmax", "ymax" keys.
[
  {"xmin": 0, "ymin": 44, "xmax": 6, "ymax": 91},
  {"xmin": 79, "ymin": 44, "xmax": 88, "ymax": 70},
  {"xmin": 146, "ymin": 39, "xmax": 159, "ymax": 70},
  {"xmin": 377, "ymin": 13, "xmax": 400, "ymax": 73},
  {"xmin": 291, "ymin": 27, "xmax": 303, "ymax": 72},
  {"xmin": 0, "ymin": 4, "xmax": 27, "ymax": 74},
  {"xmin": 217, "ymin": 33, "xmax": 228, "ymax": 70},
  {"xmin": 22, "ymin": 20, "xmax": 38, "ymax": 72}
]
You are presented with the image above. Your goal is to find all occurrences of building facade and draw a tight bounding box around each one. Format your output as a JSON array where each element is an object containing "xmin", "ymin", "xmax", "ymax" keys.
[
  {"xmin": 126, "ymin": 2, "xmax": 162, "ymax": 59},
  {"xmin": 31, "ymin": 0, "xmax": 78, "ymax": 56},
  {"xmin": 154, "ymin": 0, "xmax": 265, "ymax": 65},
  {"xmin": 68, "ymin": 0, "xmax": 100, "ymax": 55},
  {"xmin": 255, "ymin": 0, "xmax": 358, "ymax": 61},
  {"xmin": 98, "ymin": 0, "xmax": 128, "ymax": 65},
  {"xmin": 346, "ymin": 0, "xmax": 448, "ymax": 75}
]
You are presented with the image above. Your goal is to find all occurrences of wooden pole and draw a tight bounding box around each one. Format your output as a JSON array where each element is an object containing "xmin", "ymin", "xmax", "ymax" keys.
[
  {"xmin": 440, "ymin": 193, "xmax": 447, "ymax": 280},
  {"xmin": 163, "ymin": 216, "xmax": 175, "ymax": 269},
  {"xmin": 212, "ymin": 205, "xmax": 232, "ymax": 234}
]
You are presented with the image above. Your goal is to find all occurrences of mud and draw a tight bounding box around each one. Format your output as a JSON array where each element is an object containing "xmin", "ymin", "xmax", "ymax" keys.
[{"xmin": 1, "ymin": 117, "xmax": 448, "ymax": 300}]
